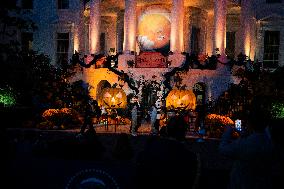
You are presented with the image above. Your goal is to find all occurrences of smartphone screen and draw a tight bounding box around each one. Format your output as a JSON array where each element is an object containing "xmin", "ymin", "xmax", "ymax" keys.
[{"xmin": 235, "ymin": 119, "xmax": 242, "ymax": 131}]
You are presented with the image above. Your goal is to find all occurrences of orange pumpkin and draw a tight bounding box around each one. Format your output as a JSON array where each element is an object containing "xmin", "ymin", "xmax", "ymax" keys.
[
  {"xmin": 98, "ymin": 88, "xmax": 127, "ymax": 109},
  {"xmin": 166, "ymin": 89, "xmax": 196, "ymax": 110}
]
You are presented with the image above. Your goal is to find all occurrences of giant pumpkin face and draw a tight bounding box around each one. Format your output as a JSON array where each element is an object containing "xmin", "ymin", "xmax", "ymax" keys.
[
  {"xmin": 98, "ymin": 88, "xmax": 127, "ymax": 109},
  {"xmin": 166, "ymin": 89, "xmax": 196, "ymax": 110}
]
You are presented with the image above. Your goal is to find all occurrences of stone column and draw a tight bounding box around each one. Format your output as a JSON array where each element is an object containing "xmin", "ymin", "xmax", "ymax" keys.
[
  {"xmin": 170, "ymin": 0, "xmax": 184, "ymax": 53},
  {"xmin": 239, "ymin": 0, "xmax": 254, "ymax": 59},
  {"xmin": 184, "ymin": 7, "xmax": 192, "ymax": 53},
  {"xmin": 74, "ymin": 0, "xmax": 85, "ymax": 53},
  {"xmin": 213, "ymin": 0, "xmax": 227, "ymax": 55},
  {"xmin": 89, "ymin": 0, "xmax": 101, "ymax": 54},
  {"xmin": 117, "ymin": 10, "xmax": 124, "ymax": 53},
  {"xmin": 123, "ymin": 0, "xmax": 136, "ymax": 54},
  {"xmin": 206, "ymin": 12, "xmax": 214, "ymax": 56}
]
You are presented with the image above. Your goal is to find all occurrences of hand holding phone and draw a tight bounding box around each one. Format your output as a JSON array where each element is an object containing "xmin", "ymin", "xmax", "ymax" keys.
[{"xmin": 235, "ymin": 119, "xmax": 242, "ymax": 131}]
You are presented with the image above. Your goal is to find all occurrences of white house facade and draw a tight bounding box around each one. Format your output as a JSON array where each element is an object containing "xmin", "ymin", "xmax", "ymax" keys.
[{"xmin": 15, "ymin": 0, "xmax": 284, "ymax": 104}]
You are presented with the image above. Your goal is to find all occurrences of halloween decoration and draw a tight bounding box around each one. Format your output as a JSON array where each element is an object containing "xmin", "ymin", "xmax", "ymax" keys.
[
  {"xmin": 98, "ymin": 88, "xmax": 127, "ymax": 109},
  {"xmin": 166, "ymin": 89, "xmax": 196, "ymax": 110}
]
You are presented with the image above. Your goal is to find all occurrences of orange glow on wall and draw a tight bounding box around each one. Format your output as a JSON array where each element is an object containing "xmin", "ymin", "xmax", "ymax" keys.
[
  {"xmin": 213, "ymin": 0, "xmax": 227, "ymax": 55},
  {"xmin": 244, "ymin": 34, "xmax": 251, "ymax": 58},
  {"xmin": 83, "ymin": 68, "xmax": 119, "ymax": 99}
]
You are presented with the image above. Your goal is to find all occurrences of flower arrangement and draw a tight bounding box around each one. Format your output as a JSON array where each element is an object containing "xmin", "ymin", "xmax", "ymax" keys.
[
  {"xmin": 39, "ymin": 108, "xmax": 81, "ymax": 129},
  {"xmin": 206, "ymin": 114, "xmax": 234, "ymax": 126},
  {"xmin": 198, "ymin": 54, "xmax": 208, "ymax": 65},
  {"xmin": 205, "ymin": 114, "xmax": 235, "ymax": 138}
]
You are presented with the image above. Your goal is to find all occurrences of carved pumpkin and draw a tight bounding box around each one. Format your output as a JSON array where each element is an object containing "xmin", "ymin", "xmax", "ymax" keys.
[
  {"xmin": 98, "ymin": 88, "xmax": 127, "ymax": 109},
  {"xmin": 166, "ymin": 89, "xmax": 196, "ymax": 110}
]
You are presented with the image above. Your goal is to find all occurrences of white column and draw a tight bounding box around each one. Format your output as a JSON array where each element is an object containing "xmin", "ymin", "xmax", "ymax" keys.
[
  {"xmin": 213, "ymin": 0, "xmax": 227, "ymax": 55},
  {"xmin": 170, "ymin": 0, "xmax": 184, "ymax": 53},
  {"xmin": 239, "ymin": 0, "xmax": 254, "ymax": 59},
  {"xmin": 123, "ymin": 0, "xmax": 136, "ymax": 53},
  {"xmin": 74, "ymin": 0, "xmax": 85, "ymax": 53},
  {"xmin": 117, "ymin": 10, "xmax": 124, "ymax": 53},
  {"xmin": 184, "ymin": 7, "xmax": 192, "ymax": 53},
  {"xmin": 89, "ymin": 0, "xmax": 101, "ymax": 54}
]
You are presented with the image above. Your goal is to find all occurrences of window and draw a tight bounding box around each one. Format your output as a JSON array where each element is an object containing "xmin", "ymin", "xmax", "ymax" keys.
[
  {"xmin": 190, "ymin": 27, "xmax": 200, "ymax": 55},
  {"xmin": 21, "ymin": 32, "xmax": 33, "ymax": 51},
  {"xmin": 226, "ymin": 32, "xmax": 236, "ymax": 59},
  {"xmin": 263, "ymin": 31, "xmax": 280, "ymax": 68},
  {"xmin": 22, "ymin": 0, "xmax": 33, "ymax": 9},
  {"xmin": 266, "ymin": 0, "xmax": 281, "ymax": 3},
  {"xmin": 56, "ymin": 33, "xmax": 69, "ymax": 68},
  {"xmin": 58, "ymin": 0, "xmax": 69, "ymax": 9}
]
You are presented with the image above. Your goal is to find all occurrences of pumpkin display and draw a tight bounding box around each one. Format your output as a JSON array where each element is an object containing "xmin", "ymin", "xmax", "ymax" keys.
[
  {"xmin": 98, "ymin": 88, "xmax": 127, "ymax": 109},
  {"xmin": 166, "ymin": 89, "xmax": 196, "ymax": 110}
]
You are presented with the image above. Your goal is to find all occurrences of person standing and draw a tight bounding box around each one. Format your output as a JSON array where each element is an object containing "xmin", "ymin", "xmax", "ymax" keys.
[
  {"xmin": 219, "ymin": 96, "xmax": 274, "ymax": 189},
  {"xmin": 92, "ymin": 100, "xmax": 101, "ymax": 124},
  {"xmin": 134, "ymin": 115, "xmax": 199, "ymax": 189},
  {"xmin": 150, "ymin": 104, "xmax": 158, "ymax": 135},
  {"xmin": 131, "ymin": 103, "xmax": 138, "ymax": 136},
  {"xmin": 154, "ymin": 99, "xmax": 164, "ymax": 134},
  {"xmin": 79, "ymin": 97, "xmax": 96, "ymax": 135}
]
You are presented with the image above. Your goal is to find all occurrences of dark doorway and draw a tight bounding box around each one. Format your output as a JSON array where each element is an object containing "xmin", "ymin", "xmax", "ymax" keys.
[
  {"xmin": 226, "ymin": 31, "xmax": 236, "ymax": 59},
  {"xmin": 191, "ymin": 26, "xmax": 200, "ymax": 55},
  {"xmin": 100, "ymin": 33, "xmax": 106, "ymax": 54}
]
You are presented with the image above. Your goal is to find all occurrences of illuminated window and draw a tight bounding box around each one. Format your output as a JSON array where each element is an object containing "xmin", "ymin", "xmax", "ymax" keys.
[
  {"xmin": 56, "ymin": 33, "xmax": 69, "ymax": 68},
  {"xmin": 58, "ymin": 0, "xmax": 69, "ymax": 9},
  {"xmin": 263, "ymin": 31, "xmax": 280, "ymax": 68},
  {"xmin": 22, "ymin": 0, "xmax": 33, "ymax": 9}
]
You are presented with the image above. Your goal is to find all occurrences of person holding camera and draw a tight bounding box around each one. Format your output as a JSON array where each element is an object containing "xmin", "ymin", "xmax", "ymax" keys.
[{"xmin": 219, "ymin": 96, "xmax": 274, "ymax": 189}]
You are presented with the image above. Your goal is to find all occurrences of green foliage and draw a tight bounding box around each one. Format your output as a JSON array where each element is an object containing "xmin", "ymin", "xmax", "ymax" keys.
[
  {"xmin": 0, "ymin": 86, "xmax": 16, "ymax": 107},
  {"xmin": 271, "ymin": 102, "xmax": 284, "ymax": 119}
]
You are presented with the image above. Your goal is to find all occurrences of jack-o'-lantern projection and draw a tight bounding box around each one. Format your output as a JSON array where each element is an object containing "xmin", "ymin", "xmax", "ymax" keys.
[
  {"xmin": 166, "ymin": 89, "xmax": 196, "ymax": 110},
  {"xmin": 98, "ymin": 88, "xmax": 127, "ymax": 109}
]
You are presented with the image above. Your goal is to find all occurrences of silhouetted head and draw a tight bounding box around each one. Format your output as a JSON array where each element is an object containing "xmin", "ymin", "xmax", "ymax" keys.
[{"xmin": 166, "ymin": 115, "xmax": 187, "ymax": 141}]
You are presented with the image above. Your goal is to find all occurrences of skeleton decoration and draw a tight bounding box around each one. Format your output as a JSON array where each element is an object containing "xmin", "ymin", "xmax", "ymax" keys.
[{"xmin": 137, "ymin": 75, "xmax": 146, "ymax": 101}]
